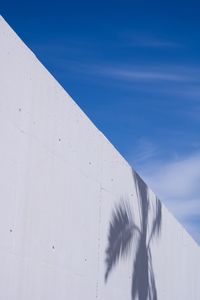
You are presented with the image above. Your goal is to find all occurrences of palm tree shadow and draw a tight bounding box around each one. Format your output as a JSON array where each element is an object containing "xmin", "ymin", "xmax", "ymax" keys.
[{"xmin": 105, "ymin": 170, "xmax": 162, "ymax": 300}]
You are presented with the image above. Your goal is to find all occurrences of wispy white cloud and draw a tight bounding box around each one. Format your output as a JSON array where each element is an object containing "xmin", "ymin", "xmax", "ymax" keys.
[
  {"xmin": 125, "ymin": 35, "xmax": 181, "ymax": 49},
  {"xmin": 170, "ymin": 198, "xmax": 200, "ymax": 219},
  {"xmin": 132, "ymin": 138, "xmax": 158, "ymax": 164},
  {"xmin": 134, "ymin": 149, "xmax": 200, "ymax": 243},
  {"xmin": 33, "ymin": 41, "xmax": 200, "ymax": 86},
  {"xmin": 141, "ymin": 152, "xmax": 200, "ymax": 200},
  {"xmin": 117, "ymin": 31, "xmax": 182, "ymax": 49},
  {"xmin": 96, "ymin": 67, "xmax": 187, "ymax": 82},
  {"xmin": 73, "ymin": 64, "xmax": 191, "ymax": 83}
]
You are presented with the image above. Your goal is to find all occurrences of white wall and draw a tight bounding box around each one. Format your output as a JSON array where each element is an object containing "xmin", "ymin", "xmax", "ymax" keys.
[{"xmin": 0, "ymin": 16, "xmax": 199, "ymax": 300}]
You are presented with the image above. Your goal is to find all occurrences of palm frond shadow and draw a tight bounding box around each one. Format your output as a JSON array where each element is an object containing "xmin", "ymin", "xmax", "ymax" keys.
[{"xmin": 105, "ymin": 170, "xmax": 162, "ymax": 300}]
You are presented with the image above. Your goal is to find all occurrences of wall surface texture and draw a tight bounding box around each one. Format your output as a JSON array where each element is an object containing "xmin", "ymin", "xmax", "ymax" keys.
[{"xmin": 0, "ymin": 16, "xmax": 199, "ymax": 300}]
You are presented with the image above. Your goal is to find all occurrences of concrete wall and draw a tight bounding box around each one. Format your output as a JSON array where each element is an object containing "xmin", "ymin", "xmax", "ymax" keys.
[{"xmin": 0, "ymin": 16, "xmax": 199, "ymax": 299}]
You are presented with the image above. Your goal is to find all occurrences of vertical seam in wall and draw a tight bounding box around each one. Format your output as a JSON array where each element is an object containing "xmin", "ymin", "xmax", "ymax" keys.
[{"xmin": 95, "ymin": 138, "xmax": 103, "ymax": 298}]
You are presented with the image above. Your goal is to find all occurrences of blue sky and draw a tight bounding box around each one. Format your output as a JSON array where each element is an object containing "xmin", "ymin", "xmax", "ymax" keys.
[{"xmin": 2, "ymin": 0, "xmax": 200, "ymax": 243}]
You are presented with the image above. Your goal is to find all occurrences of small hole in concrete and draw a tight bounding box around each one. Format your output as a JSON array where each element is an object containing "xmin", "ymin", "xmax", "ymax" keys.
[
  {"xmin": 89, "ymin": 161, "xmax": 92, "ymax": 165},
  {"xmin": 52, "ymin": 245, "xmax": 55, "ymax": 250},
  {"xmin": 58, "ymin": 138, "xmax": 61, "ymax": 142},
  {"xmin": 19, "ymin": 108, "xmax": 21, "ymax": 112},
  {"xmin": 9, "ymin": 229, "xmax": 12, "ymax": 233}
]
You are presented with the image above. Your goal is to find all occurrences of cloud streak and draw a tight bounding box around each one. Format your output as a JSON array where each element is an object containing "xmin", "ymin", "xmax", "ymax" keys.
[
  {"xmin": 124, "ymin": 35, "xmax": 181, "ymax": 49},
  {"xmin": 95, "ymin": 67, "xmax": 187, "ymax": 82},
  {"xmin": 63, "ymin": 62, "xmax": 199, "ymax": 84},
  {"xmin": 135, "ymin": 150, "xmax": 200, "ymax": 244},
  {"xmin": 142, "ymin": 152, "xmax": 200, "ymax": 200}
]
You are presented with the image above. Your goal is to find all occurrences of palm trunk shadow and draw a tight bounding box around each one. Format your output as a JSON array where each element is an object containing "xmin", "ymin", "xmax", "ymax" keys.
[
  {"xmin": 131, "ymin": 238, "xmax": 149, "ymax": 300},
  {"xmin": 105, "ymin": 170, "xmax": 162, "ymax": 300}
]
